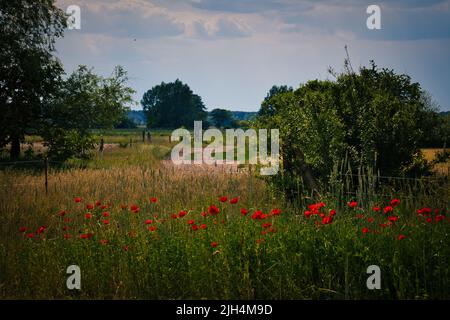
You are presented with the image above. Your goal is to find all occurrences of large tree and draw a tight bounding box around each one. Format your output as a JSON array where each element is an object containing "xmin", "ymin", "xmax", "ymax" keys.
[
  {"xmin": 141, "ymin": 80, "xmax": 208, "ymax": 128},
  {"xmin": 0, "ymin": 0, "xmax": 67, "ymax": 159},
  {"xmin": 210, "ymin": 108, "xmax": 236, "ymax": 128}
]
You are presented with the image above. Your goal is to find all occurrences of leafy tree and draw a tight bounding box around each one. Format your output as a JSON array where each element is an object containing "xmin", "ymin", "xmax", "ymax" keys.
[
  {"xmin": 141, "ymin": 80, "xmax": 208, "ymax": 129},
  {"xmin": 258, "ymin": 85, "xmax": 293, "ymax": 117},
  {"xmin": 115, "ymin": 116, "xmax": 138, "ymax": 129},
  {"xmin": 257, "ymin": 61, "xmax": 438, "ymax": 194},
  {"xmin": 0, "ymin": 0, "xmax": 67, "ymax": 159},
  {"xmin": 42, "ymin": 66, "xmax": 135, "ymax": 160},
  {"xmin": 210, "ymin": 108, "xmax": 236, "ymax": 128}
]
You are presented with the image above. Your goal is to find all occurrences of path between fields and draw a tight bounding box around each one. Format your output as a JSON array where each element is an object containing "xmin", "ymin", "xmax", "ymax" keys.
[{"xmin": 161, "ymin": 145, "xmax": 245, "ymax": 174}]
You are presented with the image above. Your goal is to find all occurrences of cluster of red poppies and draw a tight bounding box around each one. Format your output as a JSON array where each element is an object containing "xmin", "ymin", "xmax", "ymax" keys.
[
  {"xmin": 18, "ymin": 195, "xmax": 283, "ymax": 250},
  {"xmin": 302, "ymin": 198, "xmax": 448, "ymax": 241}
]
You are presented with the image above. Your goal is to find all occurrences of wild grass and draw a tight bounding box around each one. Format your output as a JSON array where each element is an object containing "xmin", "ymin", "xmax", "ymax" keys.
[{"xmin": 0, "ymin": 138, "xmax": 449, "ymax": 299}]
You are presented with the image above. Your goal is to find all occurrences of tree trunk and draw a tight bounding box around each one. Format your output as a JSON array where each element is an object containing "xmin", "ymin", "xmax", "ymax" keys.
[
  {"xmin": 289, "ymin": 143, "xmax": 320, "ymax": 195},
  {"xmin": 10, "ymin": 135, "xmax": 21, "ymax": 160},
  {"xmin": 283, "ymin": 141, "xmax": 320, "ymax": 196}
]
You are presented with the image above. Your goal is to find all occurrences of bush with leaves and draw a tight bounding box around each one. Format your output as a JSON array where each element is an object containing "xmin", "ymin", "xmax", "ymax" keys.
[
  {"xmin": 256, "ymin": 61, "xmax": 441, "ymax": 194},
  {"xmin": 42, "ymin": 65, "xmax": 135, "ymax": 161}
]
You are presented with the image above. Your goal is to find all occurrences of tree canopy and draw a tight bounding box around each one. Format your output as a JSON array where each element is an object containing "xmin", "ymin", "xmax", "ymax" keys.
[
  {"xmin": 141, "ymin": 80, "xmax": 208, "ymax": 129},
  {"xmin": 0, "ymin": 0, "xmax": 67, "ymax": 159},
  {"xmin": 256, "ymin": 61, "xmax": 444, "ymax": 193},
  {"xmin": 210, "ymin": 108, "xmax": 237, "ymax": 128},
  {"xmin": 0, "ymin": 0, "xmax": 135, "ymax": 161}
]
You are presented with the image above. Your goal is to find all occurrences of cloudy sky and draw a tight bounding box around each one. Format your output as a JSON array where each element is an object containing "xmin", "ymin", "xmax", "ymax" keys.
[{"xmin": 55, "ymin": 0, "xmax": 450, "ymax": 111}]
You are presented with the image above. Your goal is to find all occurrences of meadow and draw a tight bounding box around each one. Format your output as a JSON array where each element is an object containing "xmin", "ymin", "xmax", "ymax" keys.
[{"xmin": 0, "ymin": 131, "xmax": 449, "ymax": 299}]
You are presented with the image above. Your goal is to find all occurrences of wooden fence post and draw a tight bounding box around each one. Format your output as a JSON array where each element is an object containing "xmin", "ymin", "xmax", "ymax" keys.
[{"xmin": 44, "ymin": 157, "xmax": 48, "ymax": 195}]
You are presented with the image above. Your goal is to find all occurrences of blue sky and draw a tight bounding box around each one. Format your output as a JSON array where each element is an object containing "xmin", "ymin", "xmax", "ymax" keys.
[{"xmin": 55, "ymin": 0, "xmax": 450, "ymax": 111}]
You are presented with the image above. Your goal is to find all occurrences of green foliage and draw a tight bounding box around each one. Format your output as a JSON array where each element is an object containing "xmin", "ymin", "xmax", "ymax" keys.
[
  {"xmin": 209, "ymin": 108, "xmax": 236, "ymax": 128},
  {"xmin": 257, "ymin": 61, "xmax": 440, "ymax": 192},
  {"xmin": 141, "ymin": 79, "xmax": 208, "ymax": 128},
  {"xmin": 40, "ymin": 65, "xmax": 135, "ymax": 161},
  {"xmin": 0, "ymin": 0, "xmax": 66, "ymax": 159},
  {"xmin": 43, "ymin": 128, "xmax": 96, "ymax": 161},
  {"xmin": 115, "ymin": 116, "xmax": 138, "ymax": 129}
]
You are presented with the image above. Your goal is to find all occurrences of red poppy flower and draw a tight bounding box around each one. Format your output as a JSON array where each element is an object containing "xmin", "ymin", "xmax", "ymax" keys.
[
  {"xmin": 208, "ymin": 205, "xmax": 220, "ymax": 215},
  {"xmin": 58, "ymin": 210, "xmax": 67, "ymax": 217},
  {"xmin": 201, "ymin": 212, "xmax": 208, "ymax": 217},
  {"xmin": 85, "ymin": 213, "xmax": 92, "ymax": 219},
  {"xmin": 388, "ymin": 216, "xmax": 399, "ymax": 223},
  {"xmin": 230, "ymin": 197, "xmax": 239, "ymax": 204},
  {"xmin": 262, "ymin": 222, "xmax": 272, "ymax": 229},
  {"xmin": 37, "ymin": 226, "xmax": 46, "ymax": 234},
  {"xmin": 86, "ymin": 204, "xmax": 94, "ymax": 210},
  {"xmin": 322, "ymin": 216, "xmax": 333, "ymax": 225},
  {"xmin": 130, "ymin": 204, "xmax": 139, "ymax": 212},
  {"xmin": 171, "ymin": 213, "xmax": 178, "ymax": 219},
  {"xmin": 26, "ymin": 233, "xmax": 34, "ymax": 238},
  {"xmin": 329, "ymin": 209, "xmax": 336, "ymax": 216},
  {"xmin": 417, "ymin": 207, "xmax": 432, "ymax": 216},
  {"xmin": 272, "ymin": 208, "xmax": 281, "ymax": 216},
  {"xmin": 384, "ymin": 206, "xmax": 393, "ymax": 214},
  {"xmin": 304, "ymin": 210, "xmax": 312, "ymax": 218},
  {"xmin": 150, "ymin": 197, "xmax": 157, "ymax": 203},
  {"xmin": 200, "ymin": 224, "xmax": 207, "ymax": 229},
  {"xmin": 100, "ymin": 239, "xmax": 108, "ymax": 245},
  {"xmin": 372, "ymin": 206, "xmax": 381, "ymax": 212},
  {"xmin": 241, "ymin": 208, "xmax": 249, "ymax": 215},
  {"xmin": 102, "ymin": 212, "xmax": 110, "ymax": 217},
  {"xmin": 390, "ymin": 199, "xmax": 400, "ymax": 207},
  {"xmin": 123, "ymin": 245, "xmax": 129, "ymax": 251},
  {"xmin": 348, "ymin": 201, "xmax": 357, "ymax": 208},
  {"xmin": 179, "ymin": 210, "xmax": 187, "ymax": 218},
  {"xmin": 362, "ymin": 227, "xmax": 369, "ymax": 234},
  {"xmin": 435, "ymin": 215, "xmax": 445, "ymax": 223},
  {"xmin": 397, "ymin": 234, "xmax": 406, "ymax": 241},
  {"xmin": 219, "ymin": 196, "xmax": 228, "ymax": 203},
  {"xmin": 426, "ymin": 217, "xmax": 433, "ymax": 223},
  {"xmin": 19, "ymin": 227, "xmax": 27, "ymax": 233},
  {"xmin": 63, "ymin": 226, "xmax": 69, "ymax": 231},
  {"xmin": 308, "ymin": 202, "xmax": 325, "ymax": 212},
  {"xmin": 95, "ymin": 200, "xmax": 102, "ymax": 206},
  {"xmin": 251, "ymin": 210, "xmax": 263, "ymax": 220},
  {"xmin": 63, "ymin": 217, "xmax": 71, "ymax": 223},
  {"xmin": 191, "ymin": 225, "xmax": 199, "ymax": 231},
  {"xmin": 188, "ymin": 219, "xmax": 195, "ymax": 225},
  {"xmin": 80, "ymin": 233, "xmax": 93, "ymax": 239},
  {"xmin": 149, "ymin": 226, "xmax": 156, "ymax": 232},
  {"xmin": 211, "ymin": 242, "xmax": 218, "ymax": 248},
  {"xmin": 368, "ymin": 217, "xmax": 375, "ymax": 223},
  {"xmin": 103, "ymin": 219, "xmax": 110, "ymax": 225},
  {"xmin": 145, "ymin": 219, "xmax": 153, "ymax": 225},
  {"xmin": 74, "ymin": 197, "xmax": 82, "ymax": 203}
]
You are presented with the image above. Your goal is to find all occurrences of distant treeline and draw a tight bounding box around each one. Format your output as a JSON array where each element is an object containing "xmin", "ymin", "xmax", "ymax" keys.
[{"xmin": 119, "ymin": 109, "xmax": 257, "ymax": 129}]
